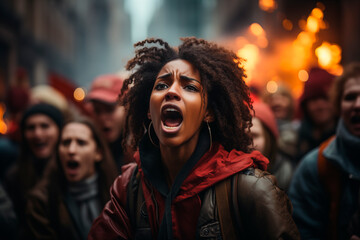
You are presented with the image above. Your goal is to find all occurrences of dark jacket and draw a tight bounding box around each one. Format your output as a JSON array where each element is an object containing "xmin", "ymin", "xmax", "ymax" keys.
[
  {"xmin": 26, "ymin": 177, "xmax": 83, "ymax": 240},
  {"xmin": 89, "ymin": 133, "xmax": 299, "ymax": 239},
  {"xmin": 26, "ymin": 166, "xmax": 116, "ymax": 240},
  {"xmin": 289, "ymin": 120, "xmax": 360, "ymax": 239}
]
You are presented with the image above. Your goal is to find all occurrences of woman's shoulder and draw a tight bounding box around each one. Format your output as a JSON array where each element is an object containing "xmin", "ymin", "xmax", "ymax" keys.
[
  {"xmin": 111, "ymin": 163, "xmax": 138, "ymax": 201},
  {"xmin": 237, "ymin": 168, "xmax": 279, "ymax": 193},
  {"xmin": 234, "ymin": 168, "xmax": 300, "ymax": 238}
]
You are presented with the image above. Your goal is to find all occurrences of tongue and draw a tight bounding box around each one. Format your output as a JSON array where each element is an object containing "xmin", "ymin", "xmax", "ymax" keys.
[{"xmin": 164, "ymin": 118, "xmax": 182, "ymax": 127}]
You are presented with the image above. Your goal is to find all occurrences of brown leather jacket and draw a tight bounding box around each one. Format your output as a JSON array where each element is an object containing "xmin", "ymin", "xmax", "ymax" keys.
[
  {"xmin": 230, "ymin": 168, "xmax": 299, "ymax": 239},
  {"xmin": 89, "ymin": 164, "xmax": 300, "ymax": 239}
]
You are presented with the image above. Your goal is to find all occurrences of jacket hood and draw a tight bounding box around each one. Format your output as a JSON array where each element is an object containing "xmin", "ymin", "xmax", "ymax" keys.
[{"xmin": 175, "ymin": 145, "xmax": 268, "ymax": 202}]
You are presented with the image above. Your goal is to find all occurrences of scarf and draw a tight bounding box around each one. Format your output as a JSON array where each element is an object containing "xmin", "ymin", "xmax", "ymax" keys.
[{"xmin": 68, "ymin": 173, "xmax": 100, "ymax": 236}]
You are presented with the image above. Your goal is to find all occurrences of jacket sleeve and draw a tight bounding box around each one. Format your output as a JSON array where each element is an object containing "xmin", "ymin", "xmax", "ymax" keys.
[
  {"xmin": 288, "ymin": 149, "xmax": 328, "ymax": 239},
  {"xmin": 88, "ymin": 163, "xmax": 136, "ymax": 240},
  {"xmin": 236, "ymin": 168, "xmax": 300, "ymax": 240}
]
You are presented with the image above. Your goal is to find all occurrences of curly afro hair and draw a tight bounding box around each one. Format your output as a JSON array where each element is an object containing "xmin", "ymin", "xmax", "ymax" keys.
[{"xmin": 121, "ymin": 37, "xmax": 253, "ymax": 153}]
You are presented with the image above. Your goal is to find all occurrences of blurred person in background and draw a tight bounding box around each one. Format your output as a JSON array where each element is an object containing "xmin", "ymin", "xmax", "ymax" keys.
[
  {"xmin": 0, "ymin": 85, "xmax": 30, "ymax": 180},
  {"xmin": 0, "ymin": 182, "xmax": 17, "ymax": 240},
  {"xmin": 249, "ymin": 100, "xmax": 295, "ymax": 191},
  {"xmin": 26, "ymin": 116, "xmax": 118, "ymax": 240},
  {"xmin": 296, "ymin": 67, "xmax": 337, "ymax": 163},
  {"xmin": 263, "ymin": 85, "xmax": 299, "ymax": 164},
  {"xmin": 4, "ymin": 103, "xmax": 64, "ymax": 237},
  {"xmin": 30, "ymin": 84, "xmax": 73, "ymax": 120},
  {"xmin": 86, "ymin": 74, "xmax": 132, "ymax": 173},
  {"xmin": 289, "ymin": 63, "xmax": 360, "ymax": 240},
  {"xmin": 89, "ymin": 37, "xmax": 299, "ymax": 239}
]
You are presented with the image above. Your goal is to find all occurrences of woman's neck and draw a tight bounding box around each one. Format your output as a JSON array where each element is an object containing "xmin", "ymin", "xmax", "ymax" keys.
[{"xmin": 160, "ymin": 134, "xmax": 200, "ymax": 185}]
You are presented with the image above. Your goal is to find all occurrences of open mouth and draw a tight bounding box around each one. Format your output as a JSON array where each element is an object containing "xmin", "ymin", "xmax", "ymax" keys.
[
  {"xmin": 33, "ymin": 142, "xmax": 47, "ymax": 149},
  {"xmin": 67, "ymin": 160, "xmax": 79, "ymax": 169},
  {"xmin": 102, "ymin": 127, "xmax": 111, "ymax": 133},
  {"xmin": 351, "ymin": 115, "xmax": 360, "ymax": 124},
  {"xmin": 161, "ymin": 105, "xmax": 183, "ymax": 129}
]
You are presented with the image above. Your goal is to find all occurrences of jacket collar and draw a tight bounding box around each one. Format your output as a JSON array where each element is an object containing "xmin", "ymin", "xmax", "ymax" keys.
[{"xmin": 324, "ymin": 119, "xmax": 360, "ymax": 178}]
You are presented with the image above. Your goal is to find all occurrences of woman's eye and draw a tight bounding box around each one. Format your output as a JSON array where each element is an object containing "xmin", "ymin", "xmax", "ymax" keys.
[
  {"xmin": 61, "ymin": 139, "xmax": 71, "ymax": 146},
  {"xmin": 40, "ymin": 123, "xmax": 50, "ymax": 129},
  {"xmin": 343, "ymin": 93, "xmax": 357, "ymax": 101},
  {"xmin": 77, "ymin": 140, "xmax": 87, "ymax": 146},
  {"xmin": 154, "ymin": 82, "xmax": 168, "ymax": 90},
  {"xmin": 184, "ymin": 84, "xmax": 199, "ymax": 92}
]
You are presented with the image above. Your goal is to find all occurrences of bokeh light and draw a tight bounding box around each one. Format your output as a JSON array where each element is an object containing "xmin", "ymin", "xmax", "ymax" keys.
[
  {"xmin": 266, "ymin": 80, "xmax": 278, "ymax": 93},
  {"xmin": 282, "ymin": 19, "xmax": 293, "ymax": 31},
  {"xmin": 259, "ymin": 0, "xmax": 277, "ymax": 12},
  {"xmin": 73, "ymin": 87, "xmax": 85, "ymax": 102},
  {"xmin": 298, "ymin": 70, "xmax": 309, "ymax": 82},
  {"xmin": 250, "ymin": 23, "xmax": 265, "ymax": 37}
]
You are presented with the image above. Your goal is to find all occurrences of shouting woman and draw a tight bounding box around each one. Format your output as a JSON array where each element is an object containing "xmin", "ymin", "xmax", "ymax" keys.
[
  {"xmin": 26, "ymin": 117, "xmax": 118, "ymax": 239},
  {"xmin": 89, "ymin": 37, "xmax": 299, "ymax": 239}
]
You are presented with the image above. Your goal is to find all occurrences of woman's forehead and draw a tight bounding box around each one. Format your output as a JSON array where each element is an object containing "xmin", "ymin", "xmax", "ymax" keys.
[{"xmin": 158, "ymin": 59, "xmax": 200, "ymax": 78}]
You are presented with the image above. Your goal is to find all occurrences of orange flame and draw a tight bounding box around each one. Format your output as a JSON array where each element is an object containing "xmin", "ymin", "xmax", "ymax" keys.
[
  {"xmin": 315, "ymin": 42, "xmax": 342, "ymax": 74},
  {"xmin": 0, "ymin": 103, "xmax": 7, "ymax": 134},
  {"xmin": 231, "ymin": 3, "xmax": 342, "ymax": 99},
  {"xmin": 236, "ymin": 44, "xmax": 260, "ymax": 83}
]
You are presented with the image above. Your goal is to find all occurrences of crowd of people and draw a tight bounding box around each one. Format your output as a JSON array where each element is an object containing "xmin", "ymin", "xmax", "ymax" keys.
[{"xmin": 0, "ymin": 37, "xmax": 359, "ymax": 240}]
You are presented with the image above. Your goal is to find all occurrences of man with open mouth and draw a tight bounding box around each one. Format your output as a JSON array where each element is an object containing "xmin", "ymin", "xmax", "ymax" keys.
[
  {"xmin": 86, "ymin": 73, "xmax": 133, "ymax": 173},
  {"xmin": 289, "ymin": 63, "xmax": 360, "ymax": 240}
]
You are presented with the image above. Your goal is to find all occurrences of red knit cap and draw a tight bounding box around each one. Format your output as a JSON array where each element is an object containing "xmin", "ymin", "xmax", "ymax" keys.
[
  {"xmin": 252, "ymin": 100, "xmax": 279, "ymax": 139},
  {"xmin": 299, "ymin": 67, "xmax": 335, "ymax": 106}
]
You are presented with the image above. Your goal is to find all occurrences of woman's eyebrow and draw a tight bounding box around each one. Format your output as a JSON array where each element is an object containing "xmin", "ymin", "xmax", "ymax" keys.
[
  {"xmin": 157, "ymin": 73, "xmax": 172, "ymax": 79},
  {"xmin": 181, "ymin": 75, "xmax": 201, "ymax": 84}
]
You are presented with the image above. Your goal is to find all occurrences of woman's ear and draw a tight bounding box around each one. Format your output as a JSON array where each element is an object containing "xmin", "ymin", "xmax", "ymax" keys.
[
  {"xmin": 147, "ymin": 111, "xmax": 151, "ymax": 120},
  {"xmin": 204, "ymin": 109, "xmax": 215, "ymax": 123}
]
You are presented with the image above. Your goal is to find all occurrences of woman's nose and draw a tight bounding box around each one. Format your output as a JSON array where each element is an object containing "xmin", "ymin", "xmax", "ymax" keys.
[
  {"xmin": 355, "ymin": 95, "xmax": 360, "ymax": 109},
  {"xmin": 68, "ymin": 141, "xmax": 77, "ymax": 153},
  {"xmin": 165, "ymin": 84, "xmax": 181, "ymax": 101}
]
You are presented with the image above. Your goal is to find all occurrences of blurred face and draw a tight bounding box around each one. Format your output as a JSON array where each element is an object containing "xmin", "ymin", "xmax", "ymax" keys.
[
  {"xmin": 306, "ymin": 97, "xmax": 334, "ymax": 126},
  {"xmin": 59, "ymin": 123, "xmax": 102, "ymax": 183},
  {"xmin": 149, "ymin": 59, "xmax": 210, "ymax": 148},
  {"xmin": 341, "ymin": 77, "xmax": 360, "ymax": 137},
  {"xmin": 24, "ymin": 114, "xmax": 59, "ymax": 160},
  {"xmin": 269, "ymin": 93, "xmax": 291, "ymax": 120},
  {"xmin": 249, "ymin": 117, "xmax": 266, "ymax": 153},
  {"xmin": 91, "ymin": 101, "xmax": 126, "ymax": 143}
]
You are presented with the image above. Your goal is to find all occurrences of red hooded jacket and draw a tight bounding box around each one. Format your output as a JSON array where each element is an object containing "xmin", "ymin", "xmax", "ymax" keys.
[{"xmin": 88, "ymin": 140, "xmax": 274, "ymax": 239}]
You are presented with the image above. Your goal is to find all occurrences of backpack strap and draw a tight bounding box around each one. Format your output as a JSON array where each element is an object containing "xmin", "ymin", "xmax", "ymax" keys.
[
  {"xmin": 127, "ymin": 165, "xmax": 139, "ymax": 228},
  {"xmin": 317, "ymin": 136, "xmax": 342, "ymax": 240},
  {"xmin": 215, "ymin": 177, "xmax": 236, "ymax": 239},
  {"xmin": 215, "ymin": 173, "xmax": 243, "ymax": 239},
  {"xmin": 126, "ymin": 165, "xmax": 152, "ymax": 239}
]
